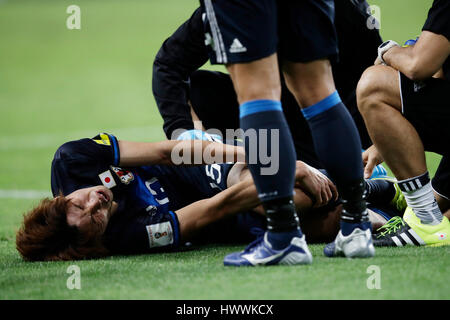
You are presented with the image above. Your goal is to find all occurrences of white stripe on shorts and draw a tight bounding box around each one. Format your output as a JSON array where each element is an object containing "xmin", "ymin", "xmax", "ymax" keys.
[{"xmin": 204, "ymin": 0, "xmax": 228, "ymax": 64}]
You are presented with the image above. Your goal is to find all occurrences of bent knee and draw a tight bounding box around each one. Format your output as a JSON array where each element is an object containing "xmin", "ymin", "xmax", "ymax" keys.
[
  {"xmin": 356, "ymin": 65, "xmax": 397, "ymax": 114},
  {"xmin": 357, "ymin": 66, "xmax": 389, "ymax": 100}
]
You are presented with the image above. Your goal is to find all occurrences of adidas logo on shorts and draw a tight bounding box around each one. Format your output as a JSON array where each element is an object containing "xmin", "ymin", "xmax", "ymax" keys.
[
  {"xmin": 229, "ymin": 38, "xmax": 247, "ymax": 53},
  {"xmin": 413, "ymin": 81, "xmax": 426, "ymax": 92}
]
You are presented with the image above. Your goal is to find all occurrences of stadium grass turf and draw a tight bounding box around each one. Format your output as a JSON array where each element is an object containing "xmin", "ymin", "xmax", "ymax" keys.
[
  {"xmin": 1, "ymin": 227, "xmax": 449, "ymax": 300},
  {"xmin": 1, "ymin": 0, "xmax": 449, "ymax": 300}
]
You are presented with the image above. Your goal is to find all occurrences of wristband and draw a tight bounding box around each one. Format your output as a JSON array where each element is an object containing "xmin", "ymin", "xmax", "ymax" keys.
[{"xmin": 378, "ymin": 40, "xmax": 400, "ymax": 65}]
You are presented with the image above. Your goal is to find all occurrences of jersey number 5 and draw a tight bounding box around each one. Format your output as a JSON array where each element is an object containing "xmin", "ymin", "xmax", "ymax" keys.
[{"xmin": 205, "ymin": 164, "xmax": 222, "ymax": 189}]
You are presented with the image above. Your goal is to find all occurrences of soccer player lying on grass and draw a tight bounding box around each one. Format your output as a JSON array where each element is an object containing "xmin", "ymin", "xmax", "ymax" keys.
[
  {"xmin": 357, "ymin": 0, "xmax": 450, "ymax": 247},
  {"xmin": 16, "ymin": 133, "xmax": 403, "ymax": 261}
]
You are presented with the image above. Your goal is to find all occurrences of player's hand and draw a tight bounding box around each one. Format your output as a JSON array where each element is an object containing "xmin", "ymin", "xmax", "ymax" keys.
[
  {"xmin": 362, "ymin": 145, "xmax": 384, "ymax": 179},
  {"xmin": 377, "ymin": 40, "xmax": 400, "ymax": 66},
  {"xmin": 295, "ymin": 162, "xmax": 338, "ymax": 208},
  {"xmin": 177, "ymin": 129, "xmax": 222, "ymax": 142},
  {"xmin": 374, "ymin": 56, "xmax": 384, "ymax": 66}
]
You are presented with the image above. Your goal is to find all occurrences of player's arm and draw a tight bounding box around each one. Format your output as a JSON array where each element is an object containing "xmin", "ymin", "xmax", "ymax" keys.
[
  {"xmin": 175, "ymin": 178, "xmax": 261, "ymax": 241},
  {"xmin": 381, "ymin": 31, "xmax": 450, "ymax": 81},
  {"xmin": 176, "ymin": 161, "xmax": 338, "ymax": 241},
  {"xmin": 152, "ymin": 8, "xmax": 209, "ymax": 139},
  {"xmin": 118, "ymin": 139, "xmax": 245, "ymax": 167}
]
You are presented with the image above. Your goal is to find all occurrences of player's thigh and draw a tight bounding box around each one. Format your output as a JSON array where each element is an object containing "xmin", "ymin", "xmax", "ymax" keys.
[
  {"xmin": 278, "ymin": 0, "xmax": 339, "ymax": 105},
  {"xmin": 227, "ymin": 53, "xmax": 281, "ymax": 102},
  {"xmin": 400, "ymin": 73, "xmax": 450, "ymax": 154},
  {"xmin": 282, "ymin": 59, "xmax": 337, "ymax": 107}
]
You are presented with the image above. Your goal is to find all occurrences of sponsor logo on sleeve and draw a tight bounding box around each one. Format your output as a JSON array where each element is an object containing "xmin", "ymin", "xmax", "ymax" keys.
[
  {"xmin": 146, "ymin": 222, "xmax": 174, "ymax": 248},
  {"xmin": 93, "ymin": 133, "xmax": 111, "ymax": 146}
]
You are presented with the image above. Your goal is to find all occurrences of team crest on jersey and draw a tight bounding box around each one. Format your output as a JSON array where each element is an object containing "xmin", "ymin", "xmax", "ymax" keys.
[{"xmin": 110, "ymin": 166, "xmax": 134, "ymax": 185}]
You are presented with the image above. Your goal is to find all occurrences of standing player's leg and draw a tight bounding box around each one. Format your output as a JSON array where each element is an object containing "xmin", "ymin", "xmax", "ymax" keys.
[
  {"xmin": 284, "ymin": 59, "xmax": 374, "ymax": 258},
  {"xmin": 189, "ymin": 69, "xmax": 323, "ymax": 168},
  {"xmin": 279, "ymin": 0, "xmax": 374, "ymax": 258},
  {"xmin": 225, "ymin": 53, "xmax": 311, "ymax": 266},
  {"xmin": 201, "ymin": 0, "xmax": 311, "ymax": 266}
]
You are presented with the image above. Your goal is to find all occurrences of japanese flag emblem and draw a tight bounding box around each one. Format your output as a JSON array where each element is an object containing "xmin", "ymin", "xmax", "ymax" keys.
[{"xmin": 98, "ymin": 170, "xmax": 117, "ymax": 189}]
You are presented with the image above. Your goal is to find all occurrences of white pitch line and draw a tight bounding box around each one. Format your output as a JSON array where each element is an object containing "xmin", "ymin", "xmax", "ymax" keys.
[{"xmin": 0, "ymin": 189, "xmax": 52, "ymax": 199}]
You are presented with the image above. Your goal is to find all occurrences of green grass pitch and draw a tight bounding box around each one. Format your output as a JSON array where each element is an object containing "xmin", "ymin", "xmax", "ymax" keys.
[{"xmin": 0, "ymin": 0, "xmax": 448, "ymax": 300}]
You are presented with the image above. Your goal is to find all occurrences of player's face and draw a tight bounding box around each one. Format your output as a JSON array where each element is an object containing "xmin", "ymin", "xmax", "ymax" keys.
[{"xmin": 65, "ymin": 186, "xmax": 115, "ymax": 236}]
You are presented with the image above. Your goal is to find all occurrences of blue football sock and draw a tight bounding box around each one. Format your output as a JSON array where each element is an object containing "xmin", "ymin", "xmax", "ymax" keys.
[
  {"xmin": 302, "ymin": 91, "xmax": 368, "ymax": 224},
  {"xmin": 240, "ymin": 100, "xmax": 299, "ymax": 234},
  {"xmin": 340, "ymin": 220, "xmax": 371, "ymax": 237},
  {"xmin": 240, "ymin": 99, "xmax": 297, "ymax": 202},
  {"xmin": 365, "ymin": 179, "xmax": 396, "ymax": 206}
]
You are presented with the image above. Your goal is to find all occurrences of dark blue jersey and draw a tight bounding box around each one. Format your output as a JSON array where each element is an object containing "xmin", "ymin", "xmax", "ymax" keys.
[
  {"xmin": 422, "ymin": 0, "xmax": 450, "ymax": 80},
  {"xmin": 50, "ymin": 133, "xmax": 233, "ymax": 254}
]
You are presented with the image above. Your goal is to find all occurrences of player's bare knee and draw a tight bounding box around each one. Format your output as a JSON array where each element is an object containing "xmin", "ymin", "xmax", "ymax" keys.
[
  {"xmin": 235, "ymin": 82, "xmax": 281, "ymax": 104},
  {"xmin": 357, "ymin": 66, "xmax": 389, "ymax": 114}
]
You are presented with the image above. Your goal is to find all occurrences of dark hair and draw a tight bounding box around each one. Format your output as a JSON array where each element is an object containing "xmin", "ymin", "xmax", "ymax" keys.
[{"xmin": 16, "ymin": 195, "xmax": 109, "ymax": 261}]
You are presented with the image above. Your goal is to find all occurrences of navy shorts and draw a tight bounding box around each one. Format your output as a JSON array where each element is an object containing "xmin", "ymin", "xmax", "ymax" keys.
[
  {"xmin": 399, "ymin": 72, "xmax": 450, "ymax": 199},
  {"xmin": 432, "ymin": 156, "xmax": 450, "ymax": 200},
  {"xmin": 200, "ymin": 0, "xmax": 338, "ymax": 64},
  {"xmin": 400, "ymin": 72, "xmax": 450, "ymax": 155}
]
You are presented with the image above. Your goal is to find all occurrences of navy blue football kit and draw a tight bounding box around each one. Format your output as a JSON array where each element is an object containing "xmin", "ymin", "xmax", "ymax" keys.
[
  {"xmin": 50, "ymin": 133, "xmax": 234, "ymax": 254},
  {"xmin": 49, "ymin": 133, "xmax": 404, "ymax": 254}
]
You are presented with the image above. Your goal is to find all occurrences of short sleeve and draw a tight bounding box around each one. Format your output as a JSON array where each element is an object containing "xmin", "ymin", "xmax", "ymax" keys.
[
  {"xmin": 422, "ymin": 0, "xmax": 450, "ymax": 41},
  {"xmin": 50, "ymin": 133, "xmax": 120, "ymax": 196}
]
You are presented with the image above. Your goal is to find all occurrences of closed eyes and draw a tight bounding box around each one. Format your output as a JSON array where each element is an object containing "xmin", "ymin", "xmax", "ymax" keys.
[{"xmin": 74, "ymin": 203, "xmax": 85, "ymax": 211}]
